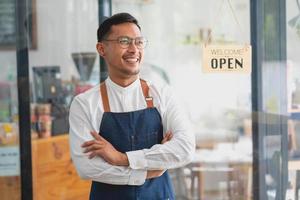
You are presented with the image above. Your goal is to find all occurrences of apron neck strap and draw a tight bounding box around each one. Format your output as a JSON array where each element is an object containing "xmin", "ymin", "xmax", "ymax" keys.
[
  {"xmin": 100, "ymin": 82, "xmax": 111, "ymax": 112},
  {"xmin": 100, "ymin": 79, "xmax": 154, "ymax": 112},
  {"xmin": 140, "ymin": 79, "xmax": 154, "ymax": 108}
]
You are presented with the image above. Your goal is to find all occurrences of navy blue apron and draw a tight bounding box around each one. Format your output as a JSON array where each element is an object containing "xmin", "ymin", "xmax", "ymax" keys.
[{"xmin": 89, "ymin": 79, "xmax": 175, "ymax": 200}]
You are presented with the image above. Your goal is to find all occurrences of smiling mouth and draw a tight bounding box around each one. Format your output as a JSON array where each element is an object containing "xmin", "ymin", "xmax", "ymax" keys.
[{"xmin": 123, "ymin": 57, "xmax": 139, "ymax": 64}]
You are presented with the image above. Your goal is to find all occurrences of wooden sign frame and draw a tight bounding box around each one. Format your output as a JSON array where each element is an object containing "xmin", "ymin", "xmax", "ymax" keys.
[{"xmin": 202, "ymin": 44, "xmax": 252, "ymax": 74}]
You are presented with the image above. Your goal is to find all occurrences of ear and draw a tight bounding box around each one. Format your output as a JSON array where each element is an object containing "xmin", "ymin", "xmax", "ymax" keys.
[{"xmin": 96, "ymin": 42, "xmax": 105, "ymax": 57}]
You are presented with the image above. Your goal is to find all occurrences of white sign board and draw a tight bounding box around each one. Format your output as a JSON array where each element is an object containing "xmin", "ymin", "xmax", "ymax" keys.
[
  {"xmin": 202, "ymin": 44, "xmax": 252, "ymax": 74},
  {"xmin": 0, "ymin": 146, "xmax": 20, "ymax": 176}
]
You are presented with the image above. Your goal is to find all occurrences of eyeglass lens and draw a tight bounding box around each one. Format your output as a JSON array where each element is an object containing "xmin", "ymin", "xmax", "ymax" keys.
[{"xmin": 118, "ymin": 37, "xmax": 147, "ymax": 49}]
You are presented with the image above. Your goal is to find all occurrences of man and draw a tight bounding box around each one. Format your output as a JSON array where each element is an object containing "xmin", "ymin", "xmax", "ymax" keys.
[{"xmin": 69, "ymin": 13, "xmax": 195, "ymax": 200}]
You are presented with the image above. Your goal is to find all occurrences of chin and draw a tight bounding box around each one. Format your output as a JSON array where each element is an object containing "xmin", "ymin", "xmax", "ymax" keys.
[
  {"xmin": 122, "ymin": 68, "xmax": 140, "ymax": 76},
  {"xmin": 128, "ymin": 69, "xmax": 140, "ymax": 76},
  {"xmin": 126, "ymin": 65, "xmax": 140, "ymax": 73}
]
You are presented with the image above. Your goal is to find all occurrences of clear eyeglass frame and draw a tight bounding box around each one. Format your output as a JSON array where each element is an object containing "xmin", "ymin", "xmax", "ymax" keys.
[{"xmin": 103, "ymin": 36, "xmax": 148, "ymax": 49}]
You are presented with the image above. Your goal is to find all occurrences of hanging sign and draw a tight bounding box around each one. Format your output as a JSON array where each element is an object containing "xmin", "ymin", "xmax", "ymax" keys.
[
  {"xmin": 202, "ymin": 44, "xmax": 252, "ymax": 74},
  {"xmin": 0, "ymin": 146, "xmax": 20, "ymax": 176}
]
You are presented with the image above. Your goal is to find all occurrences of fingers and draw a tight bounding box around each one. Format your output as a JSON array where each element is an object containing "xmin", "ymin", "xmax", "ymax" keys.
[
  {"xmin": 161, "ymin": 137, "xmax": 168, "ymax": 144},
  {"xmin": 84, "ymin": 144, "xmax": 104, "ymax": 152},
  {"xmin": 83, "ymin": 142, "xmax": 105, "ymax": 159},
  {"xmin": 161, "ymin": 131, "xmax": 173, "ymax": 144},
  {"xmin": 161, "ymin": 132, "xmax": 170, "ymax": 144},
  {"xmin": 81, "ymin": 139, "xmax": 105, "ymax": 147},
  {"xmin": 90, "ymin": 131, "xmax": 109, "ymax": 142},
  {"xmin": 90, "ymin": 131, "xmax": 102, "ymax": 140},
  {"xmin": 81, "ymin": 131, "xmax": 110, "ymax": 159},
  {"xmin": 81, "ymin": 140, "xmax": 95, "ymax": 147},
  {"xmin": 166, "ymin": 131, "xmax": 173, "ymax": 140},
  {"xmin": 81, "ymin": 131, "xmax": 107, "ymax": 148},
  {"xmin": 88, "ymin": 152, "xmax": 97, "ymax": 159}
]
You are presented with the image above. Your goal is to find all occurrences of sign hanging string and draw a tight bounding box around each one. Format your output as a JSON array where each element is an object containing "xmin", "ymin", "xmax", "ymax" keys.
[{"xmin": 205, "ymin": 0, "xmax": 247, "ymax": 46}]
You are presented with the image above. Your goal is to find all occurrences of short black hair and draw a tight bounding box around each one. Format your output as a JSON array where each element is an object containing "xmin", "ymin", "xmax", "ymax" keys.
[{"xmin": 97, "ymin": 13, "xmax": 141, "ymax": 42}]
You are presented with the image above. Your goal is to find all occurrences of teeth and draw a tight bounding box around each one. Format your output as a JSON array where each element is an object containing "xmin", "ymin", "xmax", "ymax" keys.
[{"xmin": 125, "ymin": 58, "xmax": 138, "ymax": 62}]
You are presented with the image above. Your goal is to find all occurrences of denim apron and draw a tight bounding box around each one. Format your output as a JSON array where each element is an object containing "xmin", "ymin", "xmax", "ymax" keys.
[{"xmin": 89, "ymin": 79, "xmax": 175, "ymax": 200}]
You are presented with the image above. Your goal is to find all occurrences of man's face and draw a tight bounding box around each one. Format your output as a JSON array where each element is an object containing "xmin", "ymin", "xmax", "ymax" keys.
[{"xmin": 97, "ymin": 22, "xmax": 144, "ymax": 79}]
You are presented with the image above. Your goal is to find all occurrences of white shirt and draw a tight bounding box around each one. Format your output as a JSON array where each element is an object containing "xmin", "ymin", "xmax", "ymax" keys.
[{"xmin": 69, "ymin": 77, "xmax": 195, "ymax": 186}]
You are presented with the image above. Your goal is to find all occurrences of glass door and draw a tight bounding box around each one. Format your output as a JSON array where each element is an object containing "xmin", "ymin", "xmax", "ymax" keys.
[
  {"xmin": 113, "ymin": 0, "xmax": 252, "ymax": 199},
  {"xmin": 27, "ymin": 0, "xmax": 99, "ymax": 199}
]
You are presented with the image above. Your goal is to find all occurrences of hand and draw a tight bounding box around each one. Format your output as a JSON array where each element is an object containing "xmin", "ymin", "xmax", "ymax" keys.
[
  {"xmin": 81, "ymin": 131, "xmax": 129, "ymax": 166},
  {"xmin": 161, "ymin": 131, "xmax": 173, "ymax": 144},
  {"xmin": 146, "ymin": 131, "xmax": 173, "ymax": 179}
]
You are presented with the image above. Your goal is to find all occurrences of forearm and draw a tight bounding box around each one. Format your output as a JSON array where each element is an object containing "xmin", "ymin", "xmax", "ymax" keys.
[
  {"xmin": 71, "ymin": 153, "xmax": 146, "ymax": 185},
  {"xmin": 112, "ymin": 152, "xmax": 129, "ymax": 166},
  {"xmin": 126, "ymin": 133, "xmax": 195, "ymax": 170}
]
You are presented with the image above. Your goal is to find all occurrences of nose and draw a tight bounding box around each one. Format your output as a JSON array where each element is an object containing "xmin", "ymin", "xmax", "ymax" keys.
[{"xmin": 127, "ymin": 40, "xmax": 139, "ymax": 52}]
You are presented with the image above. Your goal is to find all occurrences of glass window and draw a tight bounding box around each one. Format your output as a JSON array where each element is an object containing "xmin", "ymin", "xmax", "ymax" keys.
[
  {"xmin": 287, "ymin": 0, "xmax": 300, "ymax": 198},
  {"xmin": 28, "ymin": 0, "xmax": 99, "ymax": 199},
  {"xmin": 0, "ymin": 1, "xmax": 21, "ymax": 199},
  {"xmin": 113, "ymin": 0, "xmax": 252, "ymax": 199},
  {"xmin": 0, "ymin": 58, "xmax": 21, "ymax": 199}
]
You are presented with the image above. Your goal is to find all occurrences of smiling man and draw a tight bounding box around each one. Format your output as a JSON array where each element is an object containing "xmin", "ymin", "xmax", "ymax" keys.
[{"xmin": 69, "ymin": 13, "xmax": 195, "ymax": 200}]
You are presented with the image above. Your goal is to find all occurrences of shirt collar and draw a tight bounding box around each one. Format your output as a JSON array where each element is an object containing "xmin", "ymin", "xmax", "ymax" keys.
[{"xmin": 106, "ymin": 76, "xmax": 140, "ymax": 94}]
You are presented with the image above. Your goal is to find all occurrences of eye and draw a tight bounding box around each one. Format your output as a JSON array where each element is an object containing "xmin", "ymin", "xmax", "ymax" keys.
[
  {"xmin": 136, "ymin": 39, "xmax": 144, "ymax": 45},
  {"xmin": 118, "ymin": 37, "xmax": 130, "ymax": 45}
]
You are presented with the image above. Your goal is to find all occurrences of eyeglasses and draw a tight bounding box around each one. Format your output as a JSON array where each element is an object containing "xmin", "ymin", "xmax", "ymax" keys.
[{"xmin": 103, "ymin": 36, "xmax": 148, "ymax": 49}]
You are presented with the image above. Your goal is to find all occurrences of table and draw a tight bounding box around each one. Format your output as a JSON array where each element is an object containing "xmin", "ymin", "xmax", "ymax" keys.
[{"xmin": 189, "ymin": 141, "xmax": 252, "ymax": 200}]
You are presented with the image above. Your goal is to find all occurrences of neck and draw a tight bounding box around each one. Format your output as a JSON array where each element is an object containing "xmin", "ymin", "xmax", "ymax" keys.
[{"xmin": 109, "ymin": 75, "xmax": 138, "ymax": 87}]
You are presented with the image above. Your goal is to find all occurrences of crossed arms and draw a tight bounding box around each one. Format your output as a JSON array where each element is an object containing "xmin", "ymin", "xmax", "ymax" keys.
[
  {"xmin": 82, "ymin": 130, "xmax": 173, "ymax": 179},
  {"xmin": 69, "ymin": 89, "xmax": 195, "ymax": 185}
]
